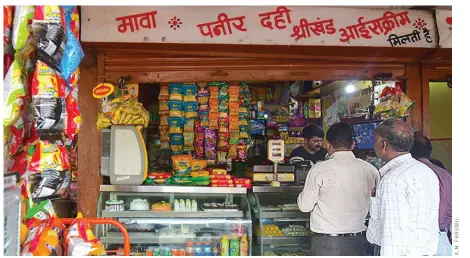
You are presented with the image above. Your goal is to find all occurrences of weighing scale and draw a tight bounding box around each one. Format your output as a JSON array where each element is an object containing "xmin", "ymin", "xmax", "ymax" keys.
[
  {"xmin": 267, "ymin": 139, "xmax": 285, "ymax": 187},
  {"xmin": 109, "ymin": 125, "xmax": 148, "ymax": 185}
]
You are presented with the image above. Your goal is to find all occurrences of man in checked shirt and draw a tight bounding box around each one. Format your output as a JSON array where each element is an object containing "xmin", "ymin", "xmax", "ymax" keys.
[{"xmin": 367, "ymin": 118, "xmax": 440, "ymax": 256}]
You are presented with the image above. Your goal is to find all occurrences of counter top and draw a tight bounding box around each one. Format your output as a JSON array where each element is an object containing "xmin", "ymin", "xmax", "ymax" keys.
[
  {"xmin": 100, "ymin": 185, "xmax": 247, "ymax": 194},
  {"xmin": 252, "ymin": 185, "xmax": 304, "ymax": 193}
]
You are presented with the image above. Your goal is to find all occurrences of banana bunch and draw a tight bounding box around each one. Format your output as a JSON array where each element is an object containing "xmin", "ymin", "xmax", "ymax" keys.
[{"xmin": 97, "ymin": 97, "xmax": 149, "ymax": 130}]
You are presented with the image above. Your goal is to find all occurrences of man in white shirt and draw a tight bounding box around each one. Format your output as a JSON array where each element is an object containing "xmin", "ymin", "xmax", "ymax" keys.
[
  {"xmin": 298, "ymin": 122, "xmax": 380, "ymax": 256},
  {"xmin": 367, "ymin": 118, "xmax": 440, "ymax": 256}
]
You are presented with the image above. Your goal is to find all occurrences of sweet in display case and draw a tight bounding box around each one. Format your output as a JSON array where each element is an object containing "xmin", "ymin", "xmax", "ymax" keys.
[
  {"xmin": 97, "ymin": 185, "xmax": 252, "ymax": 256},
  {"xmin": 249, "ymin": 186, "xmax": 311, "ymax": 256}
]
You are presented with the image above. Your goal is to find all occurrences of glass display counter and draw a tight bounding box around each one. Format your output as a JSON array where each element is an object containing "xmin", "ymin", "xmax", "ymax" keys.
[
  {"xmin": 249, "ymin": 186, "xmax": 311, "ymax": 256},
  {"xmin": 97, "ymin": 185, "xmax": 252, "ymax": 256}
]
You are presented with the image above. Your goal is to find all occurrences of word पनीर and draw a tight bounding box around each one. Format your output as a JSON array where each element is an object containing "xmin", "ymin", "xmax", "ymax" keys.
[
  {"xmin": 290, "ymin": 17, "xmax": 336, "ymax": 41},
  {"xmin": 258, "ymin": 6, "xmax": 292, "ymax": 30},
  {"xmin": 197, "ymin": 13, "xmax": 247, "ymax": 38},
  {"xmin": 338, "ymin": 11, "xmax": 411, "ymax": 43},
  {"xmin": 115, "ymin": 10, "xmax": 158, "ymax": 33}
]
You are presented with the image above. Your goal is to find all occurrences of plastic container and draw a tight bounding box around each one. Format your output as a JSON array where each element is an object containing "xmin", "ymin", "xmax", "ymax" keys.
[
  {"xmin": 230, "ymin": 235, "xmax": 239, "ymax": 256},
  {"xmin": 212, "ymin": 239, "xmax": 220, "ymax": 256},
  {"xmin": 203, "ymin": 241, "xmax": 212, "ymax": 256},
  {"xmin": 221, "ymin": 235, "xmax": 230, "ymax": 256},
  {"xmin": 239, "ymin": 234, "xmax": 248, "ymax": 256},
  {"xmin": 153, "ymin": 247, "xmax": 161, "ymax": 256},
  {"xmin": 186, "ymin": 240, "xmax": 195, "ymax": 256},
  {"xmin": 195, "ymin": 241, "xmax": 203, "ymax": 256}
]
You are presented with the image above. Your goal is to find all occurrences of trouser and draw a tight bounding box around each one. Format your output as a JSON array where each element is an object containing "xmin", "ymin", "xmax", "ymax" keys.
[
  {"xmin": 311, "ymin": 234, "xmax": 368, "ymax": 256},
  {"xmin": 435, "ymin": 230, "xmax": 452, "ymax": 256}
]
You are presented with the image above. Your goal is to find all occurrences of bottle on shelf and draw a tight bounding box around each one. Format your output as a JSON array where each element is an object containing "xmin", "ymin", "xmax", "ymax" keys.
[
  {"xmin": 229, "ymin": 235, "xmax": 239, "ymax": 256},
  {"xmin": 186, "ymin": 240, "xmax": 194, "ymax": 256},
  {"xmin": 239, "ymin": 234, "xmax": 248, "ymax": 256},
  {"xmin": 203, "ymin": 241, "xmax": 212, "ymax": 256},
  {"xmin": 195, "ymin": 241, "xmax": 203, "ymax": 256},
  {"xmin": 212, "ymin": 239, "xmax": 220, "ymax": 256},
  {"xmin": 221, "ymin": 235, "xmax": 230, "ymax": 256}
]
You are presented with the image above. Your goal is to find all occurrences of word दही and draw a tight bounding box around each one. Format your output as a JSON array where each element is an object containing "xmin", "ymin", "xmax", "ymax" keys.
[
  {"xmin": 116, "ymin": 10, "xmax": 158, "ymax": 33},
  {"xmin": 197, "ymin": 13, "xmax": 247, "ymax": 38},
  {"xmin": 290, "ymin": 17, "xmax": 336, "ymax": 41},
  {"xmin": 339, "ymin": 11, "xmax": 411, "ymax": 42},
  {"xmin": 259, "ymin": 6, "xmax": 292, "ymax": 30}
]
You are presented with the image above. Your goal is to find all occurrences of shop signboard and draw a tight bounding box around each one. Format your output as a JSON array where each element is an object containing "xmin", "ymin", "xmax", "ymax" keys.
[
  {"xmin": 81, "ymin": 6, "xmax": 438, "ymax": 48},
  {"xmin": 435, "ymin": 9, "xmax": 452, "ymax": 48}
]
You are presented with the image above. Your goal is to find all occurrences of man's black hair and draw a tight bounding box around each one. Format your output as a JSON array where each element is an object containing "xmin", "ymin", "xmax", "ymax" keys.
[
  {"xmin": 410, "ymin": 131, "xmax": 433, "ymax": 159},
  {"xmin": 326, "ymin": 122, "xmax": 354, "ymax": 149},
  {"xmin": 302, "ymin": 124, "xmax": 324, "ymax": 140},
  {"xmin": 375, "ymin": 118, "xmax": 414, "ymax": 152}
]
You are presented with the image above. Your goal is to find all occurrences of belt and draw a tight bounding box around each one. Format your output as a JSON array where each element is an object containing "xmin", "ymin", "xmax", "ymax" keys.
[{"xmin": 312, "ymin": 231, "xmax": 366, "ymax": 237}]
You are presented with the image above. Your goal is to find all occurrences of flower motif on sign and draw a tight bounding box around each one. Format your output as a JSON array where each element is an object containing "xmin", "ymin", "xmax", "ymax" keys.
[
  {"xmin": 168, "ymin": 16, "xmax": 182, "ymax": 30},
  {"xmin": 413, "ymin": 18, "xmax": 428, "ymax": 31}
]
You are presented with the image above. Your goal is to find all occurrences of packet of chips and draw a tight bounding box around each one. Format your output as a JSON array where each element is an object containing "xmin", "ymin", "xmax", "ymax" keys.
[
  {"xmin": 209, "ymin": 112, "xmax": 219, "ymax": 129},
  {"xmin": 168, "ymin": 100, "xmax": 183, "ymax": 117},
  {"xmin": 218, "ymin": 132, "xmax": 229, "ymax": 151},
  {"xmin": 229, "ymin": 102, "xmax": 239, "ymax": 116},
  {"xmin": 3, "ymin": 6, "xmax": 14, "ymax": 52},
  {"xmin": 65, "ymin": 214, "xmax": 106, "ymax": 256},
  {"xmin": 239, "ymin": 107, "xmax": 249, "ymax": 119},
  {"xmin": 12, "ymin": 6, "xmax": 34, "ymax": 51},
  {"xmin": 29, "ymin": 140, "xmax": 71, "ymax": 173},
  {"xmin": 32, "ymin": 6, "xmax": 67, "ymax": 72},
  {"xmin": 228, "ymin": 145, "xmax": 238, "ymax": 159},
  {"xmin": 168, "ymin": 117, "xmax": 183, "ymax": 135},
  {"xmin": 159, "ymin": 101, "xmax": 169, "ymax": 116},
  {"xmin": 159, "ymin": 84, "xmax": 170, "ymax": 101},
  {"xmin": 169, "ymin": 83, "xmax": 183, "ymax": 101},
  {"xmin": 170, "ymin": 134, "xmax": 183, "ymax": 154},
  {"xmin": 61, "ymin": 6, "xmax": 80, "ymax": 39},
  {"xmin": 191, "ymin": 160, "xmax": 208, "ymax": 171},
  {"xmin": 199, "ymin": 103, "xmax": 210, "ymax": 112},
  {"xmin": 209, "ymin": 86, "xmax": 219, "ymax": 99},
  {"xmin": 209, "ymin": 98, "xmax": 219, "ymax": 113},
  {"xmin": 3, "ymin": 59, "xmax": 26, "ymax": 127},
  {"xmin": 219, "ymin": 83, "xmax": 229, "ymax": 100},
  {"xmin": 183, "ymin": 101, "xmax": 198, "ymax": 119},
  {"xmin": 237, "ymin": 144, "xmax": 247, "ymax": 160},
  {"xmin": 197, "ymin": 86, "xmax": 209, "ymax": 104},
  {"xmin": 229, "ymin": 116, "xmax": 240, "ymax": 132},
  {"xmin": 183, "ymin": 83, "xmax": 197, "ymax": 102},
  {"xmin": 160, "ymin": 116, "xmax": 169, "ymax": 126},
  {"xmin": 172, "ymin": 154, "xmax": 192, "ymax": 175},
  {"xmin": 65, "ymin": 93, "xmax": 81, "ymax": 140},
  {"xmin": 59, "ymin": 18, "xmax": 84, "ymax": 82},
  {"xmin": 200, "ymin": 111, "xmax": 210, "ymax": 128},
  {"xmin": 230, "ymin": 132, "xmax": 240, "ymax": 145},
  {"xmin": 183, "ymin": 118, "xmax": 195, "ymax": 132},
  {"xmin": 183, "ymin": 132, "xmax": 194, "ymax": 152},
  {"xmin": 219, "ymin": 100, "xmax": 229, "ymax": 112},
  {"xmin": 229, "ymin": 84, "xmax": 240, "ymax": 102}
]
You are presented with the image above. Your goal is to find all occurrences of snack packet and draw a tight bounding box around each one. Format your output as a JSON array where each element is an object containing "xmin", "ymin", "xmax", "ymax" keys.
[
  {"xmin": 12, "ymin": 6, "xmax": 34, "ymax": 50},
  {"xmin": 191, "ymin": 160, "xmax": 208, "ymax": 171},
  {"xmin": 169, "ymin": 83, "xmax": 183, "ymax": 101},
  {"xmin": 159, "ymin": 101, "xmax": 170, "ymax": 116},
  {"xmin": 229, "ymin": 102, "xmax": 239, "ymax": 116},
  {"xmin": 3, "ymin": 59, "xmax": 26, "ymax": 127},
  {"xmin": 183, "ymin": 118, "xmax": 195, "ymax": 132},
  {"xmin": 32, "ymin": 6, "xmax": 67, "ymax": 72},
  {"xmin": 209, "ymin": 112, "xmax": 219, "ymax": 129},
  {"xmin": 65, "ymin": 213, "xmax": 106, "ymax": 256},
  {"xmin": 159, "ymin": 84, "xmax": 170, "ymax": 101},
  {"xmin": 197, "ymin": 86, "xmax": 209, "ymax": 104},
  {"xmin": 209, "ymin": 99, "xmax": 219, "ymax": 113},
  {"xmin": 183, "ymin": 101, "xmax": 198, "ymax": 119},
  {"xmin": 168, "ymin": 117, "xmax": 183, "ymax": 135},
  {"xmin": 170, "ymin": 134, "xmax": 184, "ymax": 154},
  {"xmin": 183, "ymin": 132, "xmax": 195, "ymax": 152},
  {"xmin": 218, "ymin": 83, "xmax": 229, "ymax": 101},
  {"xmin": 183, "ymin": 83, "xmax": 197, "ymax": 102},
  {"xmin": 65, "ymin": 93, "xmax": 81, "ymax": 140},
  {"xmin": 59, "ymin": 19, "xmax": 84, "ymax": 82},
  {"xmin": 31, "ymin": 170, "xmax": 71, "ymax": 202},
  {"xmin": 209, "ymin": 86, "xmax": 219, "ymax": 99},
  {"xmin": 168, "ymin": 100, "xmax": 183, "ymax": 117},
  {"xmin": 172, "ymin": 154, "xmax": 192, "ymax": 175},
  {"xmin": 29, "ymin": 140, "xmax": 70, "ymax": 173},
  {"xmin": 229, "ymin": 84, "xmax": 240, "ymax": 102},
  {"xmin": 229, "ymin": 116, "xmax": 240, "ymax": 132}
]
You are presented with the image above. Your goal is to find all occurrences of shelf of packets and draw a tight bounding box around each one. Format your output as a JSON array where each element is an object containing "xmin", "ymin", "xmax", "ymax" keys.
[
  {"xmin": 144, "ymin": 155, "xmax": 252, "ymax": 188},
  {"xmin": 157, "ymin": 82, "xmax": 251, "ymax": 165}
]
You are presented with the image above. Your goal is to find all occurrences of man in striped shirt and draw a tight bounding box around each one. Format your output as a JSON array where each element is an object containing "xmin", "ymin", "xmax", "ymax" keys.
[{"xmin": 366, "ymin": 118, "xmax": 440, "ymax": 256}]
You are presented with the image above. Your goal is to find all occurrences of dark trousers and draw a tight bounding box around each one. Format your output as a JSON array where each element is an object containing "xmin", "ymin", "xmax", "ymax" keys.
[{"xmin": 311, "ymin": 234, "xmax": 368, "ymax": 256}]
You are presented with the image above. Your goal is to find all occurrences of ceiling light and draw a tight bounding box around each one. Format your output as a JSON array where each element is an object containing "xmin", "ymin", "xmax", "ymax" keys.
[{"xmin": 345, "ymin": 84, "xmax": 356, "ymax": 93}]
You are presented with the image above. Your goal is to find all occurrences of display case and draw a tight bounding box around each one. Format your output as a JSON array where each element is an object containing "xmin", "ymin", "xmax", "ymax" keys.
[
  {"xmin": 97, "ymin": 185, "xmax": 252, "ymax": 256},
  {"xmin": 249, "ymin": 186, "xmax": 311, "ymax": 256}
]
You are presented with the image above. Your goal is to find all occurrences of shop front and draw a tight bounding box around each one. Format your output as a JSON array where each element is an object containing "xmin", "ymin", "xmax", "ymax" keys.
[{"xmin": 3, "ymin": 5, "xmax": 451, "ymax": 256}]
